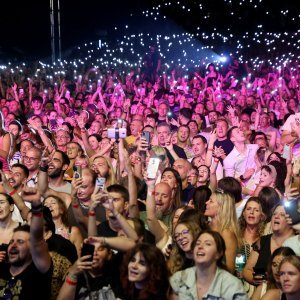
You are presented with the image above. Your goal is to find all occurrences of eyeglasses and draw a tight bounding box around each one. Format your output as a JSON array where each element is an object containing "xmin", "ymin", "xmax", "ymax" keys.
[
  {"xmin": 23, "ymin": 156, "xmax": 39, "ymax": 162},
  {"xmin": 56, "ymin": 135, "xmax": 68, "ymax": 139},
  {"xmin": 173, "ymin": 229, "xmax": 190, "ymax": 241}
]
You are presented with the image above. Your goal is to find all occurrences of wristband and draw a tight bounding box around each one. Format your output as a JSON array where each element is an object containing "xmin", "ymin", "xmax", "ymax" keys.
[
  {"xmin": 88, "ymin": 210, "xmax": 96, "ymax": 216},
  {"xmin": 72, "ymin": 203, "xmax": 79, "ymax": 208},
  {"xmin": 9, "ymin": 189, "xmax": 17, "ymax": 196},
  {"xmin": 39, "ymin": 165, "xmax": 49, "ymax": 172},
  {"xmin": 214, "ymin": 158, "xmax": 219, "ymax": 162},
  {"xmin": 65, "ymin": 277, "xmax": 77, "ymax": 286},
  {"xmin": 207, "ymin": 148, "xmax": 213, "ymax": 151}
]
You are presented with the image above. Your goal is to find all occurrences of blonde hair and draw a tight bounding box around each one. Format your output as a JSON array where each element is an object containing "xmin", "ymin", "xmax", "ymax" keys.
[
  {"xmin": 93, "ymin": 155, "xmax": 116, "ymax": 186},
  {"xmin": 214, "ymin": 191, "xmax": 241, "ymax": 246}
]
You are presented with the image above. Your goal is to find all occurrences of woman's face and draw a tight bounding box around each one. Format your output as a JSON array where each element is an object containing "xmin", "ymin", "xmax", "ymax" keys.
[
  {"xmin": 198, "ymin": 166, "xmax": 209, "ymax": 184},
  {"xmin": 268, "ymin": 153, "xmax": 280, "ymax": 163},
  {"xmin": 161, "ymin": 171, "xmax": 177, "ymax": 190},
  {"xmin": 92, "ymin": 246, "xmax": 111, "ymax": 270},
  {"xmin": 243, "ymin": 201, "xmax": 264, "ymax": 227},
  {"xmin": 44, "ymin": 197, "xmax": 61, "ymax": 219},
  {"xmin": 173, "ymin": 223, "xmax": 193, "ymax": 253},
  {"xmin": 204, "ymin": 194, "xmax": 219, "ymax": 218},
  {"xmin": 172, "ymin": 207, "xmax": 185, "ymax": 228},
  {"xmin": 272, "ymin": 255, "xmax": 284, "ymax": 283},
  {"xmin": 88, "ymin": 136, "xmax": 100, "ymax": 151},
  {"xmin": 92, "ymin": 157, "xmax": 109, "ymax": 177},
  {"xmin": 8, "ymin": 124, "xmax": 20, "ymax": 138},
  {"xmin": 259, "ymin": 168, "xmax": 275, "ymax": 187},
  {"xmin": 193, "ymin": 233, "xmax": 220, "ymax": 265},
  {"xmin": 280, "ymin": 262, "xmax": 300, "ymax": 295},
  {"xmin": 128, "ymin": 251, "xmax": 148, "ymax": 286},
  {"xmin": 271, "ymin": 206, "xmax": 289, "ymax": 233}
]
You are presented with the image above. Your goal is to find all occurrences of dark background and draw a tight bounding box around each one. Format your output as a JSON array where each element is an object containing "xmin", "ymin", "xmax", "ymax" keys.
[{"xmin": 0, "ymin": 0, "xmax": 298, "ymax": 61}]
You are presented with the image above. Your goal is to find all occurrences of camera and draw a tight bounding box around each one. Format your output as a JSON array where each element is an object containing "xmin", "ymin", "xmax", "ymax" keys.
[{"xmin": 107, "ymin": 128, "xmax": 127, "ymax": 139}]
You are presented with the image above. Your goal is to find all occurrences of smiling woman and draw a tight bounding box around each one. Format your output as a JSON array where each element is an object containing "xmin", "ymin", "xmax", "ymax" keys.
[{"xmin": 121, "ymin": 243, "xmax": 170, "ymax": 300}]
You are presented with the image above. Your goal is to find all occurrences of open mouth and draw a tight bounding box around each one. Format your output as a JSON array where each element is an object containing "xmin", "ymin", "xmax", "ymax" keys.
[{"xmin": 196, "ymin": 251, "xmax": 205, "ymax": 257}]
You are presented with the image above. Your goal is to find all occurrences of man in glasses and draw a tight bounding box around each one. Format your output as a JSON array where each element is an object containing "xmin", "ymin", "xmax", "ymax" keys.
[{"xmin": 23, "ymin": 147, "xmax": 42, "ymax": 188}]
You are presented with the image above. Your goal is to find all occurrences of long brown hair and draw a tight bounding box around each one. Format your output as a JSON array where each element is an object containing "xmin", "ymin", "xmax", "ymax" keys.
[{"xmin": 121, "ymin": 243, "xmax": 169, "ymax": 300}]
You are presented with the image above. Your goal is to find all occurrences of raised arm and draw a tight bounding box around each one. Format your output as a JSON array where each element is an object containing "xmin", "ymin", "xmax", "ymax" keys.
[{"xmin": 22, "ymin": 187, "xmax": 52, "ymax": 273}]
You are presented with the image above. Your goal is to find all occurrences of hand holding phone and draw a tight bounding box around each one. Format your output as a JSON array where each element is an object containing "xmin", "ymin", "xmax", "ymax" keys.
[
  {"xmin": 284, "ymin": 198, "xmax": 300, "ymax": 225},
  {"xmin": 147, "ymin": 157, "xmax": 160, "ymax": 179},
  {"xmin": 73, "ymin": 165, "xmax": 82, "ymax": 179},
  {"xmin": 81, "ymin": 243, "xmax": 95, "ymax": 261}
]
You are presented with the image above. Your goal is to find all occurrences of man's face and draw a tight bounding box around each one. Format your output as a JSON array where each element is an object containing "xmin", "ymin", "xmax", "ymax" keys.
[
  {"xmin": 168, "ymin": 95, "xmax": 175, "ymax": 105},
  {"xmin": 77, "ymin": 169, "xmax": 95, "ymax": 202},
  {"xmin": 0, "ymin": 195, "xmax": 13, "ymax": 221},
  {"xmin": 67, "ymin": 143, "xmax": 81, "ymax": 160},
  {"xmin": 192, "ymin": 137, "xmax": 206, "ymax": 156},
  {"xmin": 32, "ymin": 100, "xmax": 42, "ymax": 111},
  {"xmin": 130, "ymin": 120, "xmax": 143, "ymax": 137},
  {"xmin": 216, "ymin": 120, "xmax": 228, "ymax": 139},
  {"xmin": 20, "ymin": 141, "xmax": 33, "ymax": 157},
  {"xmin": 8, "ymin": 167, "xmax": 28, "ymax": 189},
  {"xmin": 259, "ymin": 114, "xmax": 270, "ymax": 128},
  {"xmin": 158, "ymin": 104, "xmax": 168, "ymax": 118},
  {"xmin": 95, "ymin": 114, "xmax": 106, "ymax": 127},
  {"xmin": 105, "ymin": 192, "xmax": 128, "ymax": 219},
  {"xmin": 154, "ymin": 183, "xmax": 172, "ymax": 215},
  {"xmin": 177, "ymin": 127, "xmax": 189, "ymax": 143},
  {"xmin": 9, "ymin": 101, "xmax": 19, "ymax": 113},
  {"xmin": 208, "ymin": 112, "xmax": 218, "ymax": 125},
  {"xmin": 55, "ymin": 130, "xmax": 71, "ymax": 147},
  {"xmin": 157, "ymin": 126, "xmax": 170, "ymax": 146},
  {"xmin": 23, "ymin": 149, "xmax": 41, "ymax": 171},
  {"xmin": 246, "ymin": 96, "xmax": 255, "ymax": 107},
  {"xmin": 48, "ymin": 111, "xmax": 57, "ymax": 120},
  {"xmin": 48, "ymin": 151, "xmax": 67, "ymax": 178},
  {"xmin": 8, "ymin": 231, "xmax": 31, "ymax": 266},
  {"xmin": 231, "ymin": 128, "xmax": 246, "ymax": 143},
  {"xmin": 173, "ymin": 160, "xmax": 189, "ymax": 180},
  {"xmin": 145, "ymin": 117, "xmax": 156, "ymax": 128},
  {"xmin": 88, "ymin": 121, "xmax": 101, "ymax": 135}
]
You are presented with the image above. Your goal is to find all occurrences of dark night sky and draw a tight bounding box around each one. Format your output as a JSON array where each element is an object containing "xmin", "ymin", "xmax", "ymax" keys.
[
  {"xmin": 0, "ymin": 0, "xmax": 299, "ymax": 62},
  {"xmin": 0, "ymin": 0, "xmax": 149, "ymax": 60}
]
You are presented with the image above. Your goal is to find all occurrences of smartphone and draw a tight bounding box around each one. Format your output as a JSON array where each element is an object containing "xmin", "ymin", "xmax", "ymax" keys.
[
  {"xmin": 147, "ymin": 157, "xmax": 160, "ymax": 179},
  {"xmin": 141, "ymin": 131, "xmax": 151, "ymax": 150},
  {"xmin": 253, "ymin": 267, "xmax": 266, "ymax": 279},
  {"xmin": 96, "ymin": 177, "xmax": 106, "ymax": 190},
  {"xmin": 107, "ymin": 128, "xmax": 127, "ymax": 139},
  {"xmin": 284, "ymin": 198, "xmax": 300, "ymax": 225},
  {"xmin": 167, "ymin": 111, "xmax": 173, "ymax": 120},
  {"xmin": 81, "ymin": 243, "xmax": 95, "ymax": 261},
  {"xmin": 73, "ymin": 165, "xmax": 82, "ymax": 179},
  {"xmin": 0, "ymin": 243, "xmax": 8, "ymax": 252},
  {"xmin": 235, "ymin": 253, "xmax": 246, "ymax": 272},
  {"xmin": 282, "ymin": 144, "xmax": 291, "ymax": 159}
]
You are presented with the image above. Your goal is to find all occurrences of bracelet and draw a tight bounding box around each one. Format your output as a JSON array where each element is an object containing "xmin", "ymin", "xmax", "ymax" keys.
[
  {"xmin": 65, "ymin": 277, "xmax": 77, "ymax": 286},
  {"xmin": 72, "ymin": 203, "xmax": 79, "ymax": 208},
  {"xmin": 39, "ymin": 165, "xmax": 49, "ymax": 172},
  {"xmin": 214, "ymin": 158, "xmax": 219, "ymax": 162},
  {"xmin": 9, "ymin": 189, "xmax": 17, "ymax": 196},
  {"xmin": 88, "ymin": 210, "xmax": 96, "ymax": 217}
]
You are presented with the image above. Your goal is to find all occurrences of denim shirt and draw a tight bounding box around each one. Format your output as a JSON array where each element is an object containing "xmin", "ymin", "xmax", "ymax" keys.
[{"xmin": 170, "ymin": 266, "xmax": 249, "ymax": 300}]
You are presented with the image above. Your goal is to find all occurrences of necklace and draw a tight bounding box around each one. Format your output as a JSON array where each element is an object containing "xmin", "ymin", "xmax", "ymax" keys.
[{"xmin": 79, "ymin": 201, "xmax": 90, "ymax": 210}]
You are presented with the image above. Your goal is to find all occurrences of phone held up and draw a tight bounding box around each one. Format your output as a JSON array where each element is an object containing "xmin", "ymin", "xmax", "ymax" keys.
[
  {"xmin": 141, "ymin": 131, "xmax": 151, "ymax": 150},
  {"xmin": 147, "ymin": 157, "xmax": 160, "ymax": 179},
  {"xmin": 284, "ymin": 198, "xmax": 300, "ymax": 225},
  {"xmin": 73, "ymin": 165, "xmax": 82, "ymax": 179},
  {"xmin": 81, "ymin": 243, "xmax": 95, "ymax": 261}
]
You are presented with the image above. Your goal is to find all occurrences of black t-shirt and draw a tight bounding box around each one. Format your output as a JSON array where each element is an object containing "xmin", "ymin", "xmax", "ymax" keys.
[
  {"xmin": 47, "ymin": 233, "xmax": 78, "ymax": 263},
  {"xmin": 182, "ymin": 184, "xmax": 195, "ymax": 204},
  {"xmin": 75, "ymin": 253, "xmax": 123, "ymax": 300},
  {"xmin": 97, "ymin": 220, "xmax": 118, "ymax": 237},
  {"xmin": 214, "ymin": 138, "xmax": 234, "ymax": 163},
  {"xmin": 165, "ymin": 144, "xmax": 187, "ymax": 166},
  {"xmin": 0, "ymin": 261, "xmax": 53, "ymax": 300}
]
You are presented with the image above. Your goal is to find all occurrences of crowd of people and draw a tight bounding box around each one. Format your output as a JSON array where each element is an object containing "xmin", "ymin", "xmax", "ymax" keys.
[{"xmin": 0, "ymin": 55, "xmax": 299, "ymax": 299}]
